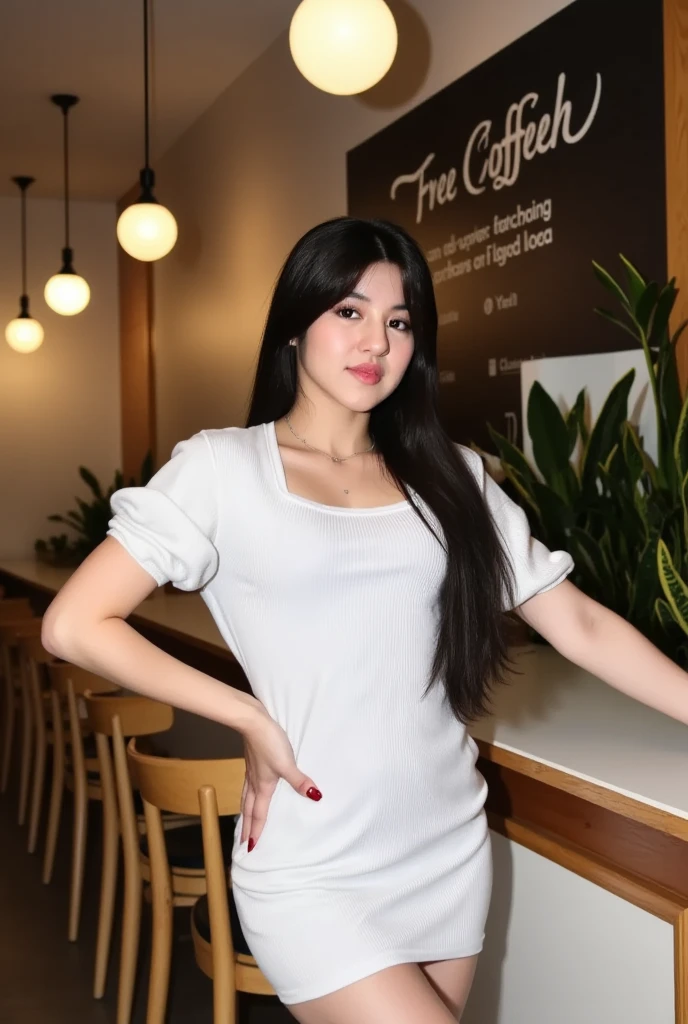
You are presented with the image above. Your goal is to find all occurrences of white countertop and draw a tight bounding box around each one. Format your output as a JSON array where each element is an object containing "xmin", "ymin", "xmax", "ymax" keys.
[
  {"xmin": 0, "ymin": 558, "xmax": 225, "ymax": 651},
  {"xmin": 471, "ymin": 644, "xmax": 688, "ymax": 824},
  {"xmin": 2, "ymin": 558, "xmax": 687, "ymax": 824}
]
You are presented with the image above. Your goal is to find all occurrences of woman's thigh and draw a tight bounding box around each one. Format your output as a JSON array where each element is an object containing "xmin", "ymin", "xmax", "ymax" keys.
[
  {"xmin": 420, "ymin": 954, "xmax": 480, "ymax": 1020},
  {"xmin": 287, "ymin": 962, "xmax": 462, "ymax": 1024}
]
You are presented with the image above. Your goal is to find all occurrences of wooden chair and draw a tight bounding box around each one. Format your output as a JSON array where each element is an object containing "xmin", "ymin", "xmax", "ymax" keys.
[
  {"xmin": 45, "ymin": 663, "xmax": 118, "ymax": 939},
  {"xmin": 16, "ymin": 630, "xmax": 60, "ymax": 854},
  {"xmin": 128, "ymin": 741, "xmax": 275, "ymax": 1024},
  {"xmin": 0, "ymin": 616, "xmax": 43, "ymax": 823},
  {"xmin": 85, "ymin": 692, "xmax": 200, "ymax": 1024},
  {"xmin": 0, "ymin": 599, "xmax": 35, "ymax": 795}
]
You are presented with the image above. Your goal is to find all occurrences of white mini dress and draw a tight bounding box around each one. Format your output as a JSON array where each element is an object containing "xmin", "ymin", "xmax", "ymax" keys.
[{"xmin": 107, "ymin": 421, "xmax": 573, "ymax": 1005}]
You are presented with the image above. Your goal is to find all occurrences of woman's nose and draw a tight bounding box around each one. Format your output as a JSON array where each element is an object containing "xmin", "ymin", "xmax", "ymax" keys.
[{"xmin": 362, "ymin": 320, "xmax": 390, "ymax": 355}]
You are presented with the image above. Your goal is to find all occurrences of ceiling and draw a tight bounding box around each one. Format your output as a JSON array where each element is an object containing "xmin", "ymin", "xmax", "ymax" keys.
[{"xmin": 0, "ymin": 0, "xmax": 294, "ymax": 201}]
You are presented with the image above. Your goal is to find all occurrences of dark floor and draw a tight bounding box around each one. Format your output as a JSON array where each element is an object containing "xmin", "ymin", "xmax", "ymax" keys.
[{"xmin": 0, "ymin": 771, "xmax": 292, "ymax": 1024}]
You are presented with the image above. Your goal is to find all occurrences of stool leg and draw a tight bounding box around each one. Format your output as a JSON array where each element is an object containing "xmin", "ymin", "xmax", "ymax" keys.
[
  {"xmin": 18, "ymin": 659, "xmax": 33, "ymax": 826},
  {"xmin": 27, "ymin": 663, "xmax": 47, "ymax": 853},
  {"xmin": 93, "ymin": 734, "xmax": 119, "ymax": 999},
  {"xmin": 68, "ymin": 761, "xmax": 88, "ymax": 941},
  {"xmin": 1, "ymin": 646, "xmax": 16, "ymax": 793},
  {"xmin": 42, "ymin": 692, "xmax": 65, "ymax": 884},
  {"xmin": 144, "ymin": 804, "xmax": 172, "ymax": 1024},
  {"xmin": 116, "ymin": 871, "xmax": 142, "ymax": 1024}
]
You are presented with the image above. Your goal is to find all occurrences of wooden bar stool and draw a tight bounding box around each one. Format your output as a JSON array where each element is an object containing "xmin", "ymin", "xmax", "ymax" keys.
[
  {"xmin": 45, "ymin": 663, "xmax": 118, "ymax": 938},
  {"xmin": 0, "ymin": 599, "xmax": 35, "ymax": 796},
  {"xmin": 17, "ymin": 630, "xmax": 60, "ymax": 854},
  {"xmin": 128, "ymin": 741, "xmax": 274, "ymax": 1024},
  {"xmin": 85, "ymin": 692, "xmax": 204, "ymax": 1024},
  {"xmin": 0, "ymin": 616, "xmax": 43, "ymax": 824}
]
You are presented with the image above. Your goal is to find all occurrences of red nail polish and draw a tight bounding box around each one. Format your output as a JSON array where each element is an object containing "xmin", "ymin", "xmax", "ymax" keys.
[
  {"xmin": 306, "ymin": 787, "xmax": 322, "ymax": 801},
  {"xmin": 248, "ymin": 837, "xmax": 255, "ymax": 852}
]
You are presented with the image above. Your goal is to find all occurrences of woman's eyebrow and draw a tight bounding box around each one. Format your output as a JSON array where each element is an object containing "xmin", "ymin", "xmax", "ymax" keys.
[{"xmin": 348, "ymin": 290, "xmax": 408, "ymax": 311}]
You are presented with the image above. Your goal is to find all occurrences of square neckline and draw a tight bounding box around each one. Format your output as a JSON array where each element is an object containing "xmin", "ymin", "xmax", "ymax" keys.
[{"xmin": 264, "ymin": 421, "xmax": 412, "ymax": 515}]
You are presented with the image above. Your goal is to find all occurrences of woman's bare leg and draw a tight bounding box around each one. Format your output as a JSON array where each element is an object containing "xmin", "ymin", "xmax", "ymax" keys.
[
  {"xmin": 420, "ymin": 955, "xmax": 479, "ymax": 1020},
  {"xmin": 287, "ymin": 962, "xmax": 463, "ymax": 1024}
]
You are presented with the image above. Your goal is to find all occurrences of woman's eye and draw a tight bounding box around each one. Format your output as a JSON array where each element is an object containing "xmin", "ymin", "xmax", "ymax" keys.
[
  {"xmin": 389, "ymin": 319, "xmax": 411, "ymax": 332},
  {"xmin": 335, "ymin": 306, "xmax": 360, "ymax": 320}
]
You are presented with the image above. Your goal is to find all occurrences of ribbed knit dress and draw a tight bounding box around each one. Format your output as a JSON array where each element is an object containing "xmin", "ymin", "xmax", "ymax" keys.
[{"xmin": 107, "ymin": 421, "xmax": 573, "ymax": 1005}]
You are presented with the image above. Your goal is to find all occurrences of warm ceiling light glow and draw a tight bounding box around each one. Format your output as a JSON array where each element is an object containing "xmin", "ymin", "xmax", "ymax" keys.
[
  {"xmin": 5, "ymin": 317, "xmax": 45, "ymax": 354},
  {"xmin": 44, "ymin": 273, "xmax": 91, "ymax": 316},
  {"xmin": 116, "ymin": 201, "xmax": 178, "ymax": 261},
  {"xmin": 289, "ymin": 0, "xmax": 398, "ymax": 95}
]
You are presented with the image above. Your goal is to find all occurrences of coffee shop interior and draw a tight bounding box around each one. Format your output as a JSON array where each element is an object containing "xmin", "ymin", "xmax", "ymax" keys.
[{"xmin": 2, "ymin": 0, "xmax": 688, "ymax": 1022}]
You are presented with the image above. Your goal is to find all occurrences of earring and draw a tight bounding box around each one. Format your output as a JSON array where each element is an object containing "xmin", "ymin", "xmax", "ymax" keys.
[{"xmin": 289, "ymin": 339, "xmax": 297, "ymax": 347}]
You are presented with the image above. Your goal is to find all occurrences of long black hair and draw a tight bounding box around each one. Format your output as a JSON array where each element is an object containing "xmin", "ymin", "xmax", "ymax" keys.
[{"xmin": 246, "ymin": 216, "xmax": 514, "ymax": 723}]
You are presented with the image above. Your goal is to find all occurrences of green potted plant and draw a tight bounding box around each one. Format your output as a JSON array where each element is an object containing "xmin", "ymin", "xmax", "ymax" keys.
[
  {"xmin": 480, "ymin": 256, "xmax": 688, "ymax": 665},
  {"xmin": 35, "ymin": 452, "xmax": 155, "ymax": 568}
]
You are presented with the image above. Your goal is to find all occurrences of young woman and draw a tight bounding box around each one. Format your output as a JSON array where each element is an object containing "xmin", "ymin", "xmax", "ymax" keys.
[{"xmin": 43, "ymin": 217, "xmax": 688, "ymax": 1024}]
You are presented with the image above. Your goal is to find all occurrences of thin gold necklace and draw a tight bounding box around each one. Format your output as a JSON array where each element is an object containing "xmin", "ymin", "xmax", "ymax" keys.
[{"xmin": 284, "ymin": 415, "xmax": 375, "ymax": 464}]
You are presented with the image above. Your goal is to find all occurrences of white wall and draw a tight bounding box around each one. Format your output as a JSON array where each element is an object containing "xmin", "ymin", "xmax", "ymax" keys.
[
  {"xmin": 463, "ymin": 831, "xmax": 674, "ymax": 1023},
  {"xmin": 0, "ymin": 197, "xmax": 121, "ymax": 558},
  {"xmin": 153, "ymin": 0, "xmax": 574, "ymax": 457}
]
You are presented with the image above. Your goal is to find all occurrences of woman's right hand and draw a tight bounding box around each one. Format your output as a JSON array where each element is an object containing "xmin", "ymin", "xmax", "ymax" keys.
[{"xmin": 240, "ymin": 704, "xmax": 322, "ymax": 850}]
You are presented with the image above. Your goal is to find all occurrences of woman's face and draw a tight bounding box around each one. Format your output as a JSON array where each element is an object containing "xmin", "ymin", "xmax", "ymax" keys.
[{"xmin": 296, "ymin": 261, "xmax": 414, "ymax": 413}]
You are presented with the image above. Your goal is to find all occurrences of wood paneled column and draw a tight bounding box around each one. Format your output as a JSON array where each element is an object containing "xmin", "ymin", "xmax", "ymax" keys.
[
  {"xmin": 664, "ymin": 0, "xmax": 688, "ymax": 391},
  {"xmin": 117, "ymin": 184, "xmax": 157, "ymax": 480}
]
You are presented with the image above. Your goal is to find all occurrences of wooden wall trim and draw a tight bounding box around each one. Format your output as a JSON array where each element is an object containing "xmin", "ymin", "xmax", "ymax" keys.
[
  {"xmin": 117, "ymin": 185, "xmax": 156, "ymax": 481},
  {"xmin": 476, "ymin": 739, "xmax": 688, "ymax": 842},
  {"xmin": 487, "ymin": 813, "xmax": 685, "ymax": 923},
  {"xmin": 664, "ymin": 0, "xmax": 688, "ymax": 391}
]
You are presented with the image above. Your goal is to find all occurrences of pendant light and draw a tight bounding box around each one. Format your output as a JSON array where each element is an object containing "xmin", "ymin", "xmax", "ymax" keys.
[
  {"xmin": 289, "ymin": 0, "xmax": 398, "ymax": 96},
  {"xmin": 5, "ymin": 177, "xmax": 45, "ymax": 354},
  {"xmin": 44, "ymin": 95, "xmax": 91, "ymax": 316},
  {"xmin": 116, "ymin": 0, "xmax": 177, "ymax": 262}
]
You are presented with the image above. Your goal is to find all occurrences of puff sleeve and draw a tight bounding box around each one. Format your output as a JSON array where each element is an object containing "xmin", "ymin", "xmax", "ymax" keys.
[
  {"xmin": 107, "ymin": 432, "xmax": 219, "ymax": 591},
  {"xmin": 460, "ymin": 446, "xmax": 574, "ymax": 611}
]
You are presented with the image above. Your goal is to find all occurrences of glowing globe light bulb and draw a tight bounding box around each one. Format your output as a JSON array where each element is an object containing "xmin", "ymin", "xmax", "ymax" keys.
[
  {"xmin": 289, "ymin": 0, "xmax": 398, "ymax": 96},
  {"xmin": 5, "ymin": 316, "xmax": 45, "ymax": 354},
  {"xmin": 116, "ymin": 201, "xmax": 178, "ymax": 261}
]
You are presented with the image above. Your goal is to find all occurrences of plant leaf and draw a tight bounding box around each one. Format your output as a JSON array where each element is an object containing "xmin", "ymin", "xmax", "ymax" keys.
[
  {"xmin": 657, "ymin": 538, "xmax": 688, "ymax": 637},
  {"xmin": 581, "ymin": 368, "xmax": 635, "ymax": 499},
  {"xmin": 618, "ymin": 254, "xmax": 647, "ymax": 309},
  {"xmin": 79, "ymin": 466, "xmax": 103, "ymax": 499},
  {"xmin": 593, "ymin": 306, "xmax": 640, "ymax": 344},
  {"xmin": 527, "ymin": 382, "xmax": 573, "ymax": 497},
  {"xmin": 592, "ymin": 261, "xmax": 631, "ymax": 310}
]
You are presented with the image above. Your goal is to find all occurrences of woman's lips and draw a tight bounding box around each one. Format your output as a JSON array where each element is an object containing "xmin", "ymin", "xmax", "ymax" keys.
[{"xmin": 347, "ymin": 365, "xmax": 382, "ymax": 385}]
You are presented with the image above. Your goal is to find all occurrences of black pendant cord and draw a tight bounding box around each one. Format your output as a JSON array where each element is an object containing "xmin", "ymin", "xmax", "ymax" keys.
[
  {"xmin": 143, "ymin": 0, "xmax": 150, "ymax": 172},
  {"xmin": 62, "ymin": 104, "xmax": 70, "ymax": 250},
  {"xmin": 50, "ymin": 95, "xmax": 79, "ymax": 269},
  {"xmin": 20, "ymin": 183, "xmax": 27, "ymax": 296},
  {"xmin": 11, "ymin": 176, "xmax": 35, "ymax": 314}
]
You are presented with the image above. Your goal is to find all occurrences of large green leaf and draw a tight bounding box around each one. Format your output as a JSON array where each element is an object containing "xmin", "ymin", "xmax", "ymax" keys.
[
  {"xmin": 657, "ymin": 538, "xmax": 688, "ymax": 638},
  {"xmin": 592, "ymin": 261, "xmax": 631, "ymax": 311},
  {"xmin": 581, "ymin": 368, "xmax": 635, "ymax": 499},
  {"xmin": 488, "ymin": 426, "xmax": 539, "ymax": 496},
  {"xmin": 634, "ymin": 281, "xmax": 659, "ymax": 336},
  {"xmin": 622, "ymin": 422, "xmax": 645, "ymax": 490},
  {"xmin": 593, "ymin": 307, "xmax": 639, "ymax": 344},
  {"xmin": 619, "ymin": 254, "xmax": 647, "ymax": 309},
  {"xmin": 649, "ymin": 281, "xmax": 678, "ymax": 352},
  {"xmin": 654, "ymin": 597, "xmax": 677, "ymax": 636},
  {"xmin": 527, "ymin": 382, "xmax": 575, "ymax": 499}
]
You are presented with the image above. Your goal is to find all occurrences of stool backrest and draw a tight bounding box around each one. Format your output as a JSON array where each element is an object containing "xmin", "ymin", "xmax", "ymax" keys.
[
  {"xmin": 84, "ymin": 693, "xmax": 176, "ymax": 912},
  {"xmin": 85, "ymin": 692, "xmax": 173, "ymax": 738},
  {"xmin": 128, "ymin": 739, "xmax": 246, "ymax": 1016}
]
